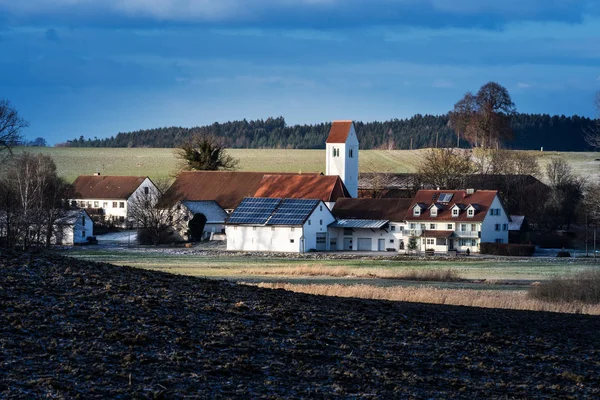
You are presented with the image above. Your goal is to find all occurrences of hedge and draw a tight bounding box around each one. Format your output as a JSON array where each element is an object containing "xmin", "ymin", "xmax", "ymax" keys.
[{"xmin": 480, "ymin": 243, "xmax": 535, "ymax": 256}]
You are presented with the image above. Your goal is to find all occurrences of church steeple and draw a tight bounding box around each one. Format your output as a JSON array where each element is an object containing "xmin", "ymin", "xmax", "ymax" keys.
[{"xmin": 325, "ymin": 121, "xmax": 359, "ymax": 198}]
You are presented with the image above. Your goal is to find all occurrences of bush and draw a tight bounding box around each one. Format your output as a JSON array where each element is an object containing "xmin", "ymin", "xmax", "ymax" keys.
[
  {"xmin": 556, "ymin": 251, "xmax": 571, "ymax": 258},
  {"xmin": 480, "ymin": 243, "xmax": 535, "ymax": 256},
  {"xmin": 529, "ymin": 270, "xmax": 600, "ymax": 304}
]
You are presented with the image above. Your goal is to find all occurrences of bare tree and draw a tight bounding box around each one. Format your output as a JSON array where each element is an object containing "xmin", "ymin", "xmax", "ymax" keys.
[
  {"xmin": 176, "ymin": 134, "xmax": 239, "ymax": 171},
  {"xmin": 584, "ymin": 91, "xmax": 600, "ymax": 150},
  {"xmin": 417, "ymin": 148, "xmax": 475, "ymax": 189},
  {"xmin": 449, "ymin": 82, "xmax": 516, "ymax": 150},
  {"xmin": 542, "ymin": 158, "xmax": 586, "ymax": 231},
  {"xmin": 0, "ymin": 99, "xmax": 28, "ymax": 155},
  {"xmin": 127, "ymin": 179, "xmax": 183, "ymax": 245}
]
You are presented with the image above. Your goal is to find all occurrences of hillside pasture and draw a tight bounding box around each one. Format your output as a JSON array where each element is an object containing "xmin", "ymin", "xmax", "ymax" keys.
[{"xmin": 15, "ymin": 147, "xmax": 599, "ymax": 183}]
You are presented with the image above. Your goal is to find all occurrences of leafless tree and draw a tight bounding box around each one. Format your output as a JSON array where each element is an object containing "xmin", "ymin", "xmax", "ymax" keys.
[
  {"xmin": 0, "ymin": 99, "xmax": 28, "ymax": 156},
  {"xmin": 127, "ymin": 179, "xmax": 183, "ymax": 245},
  {"xmin": 417, "ymin": 148, "xmax": 475, "ymax": 190},
  {"xmin": 584, "ymin": 91, "xmax": 600, "ymax": 150},
  {"xmin": 449, "ymin": 82, "xmax": 516, "ymax": 150}
]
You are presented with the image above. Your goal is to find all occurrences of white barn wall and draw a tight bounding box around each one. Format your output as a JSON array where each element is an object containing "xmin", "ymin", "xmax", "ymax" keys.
[
  {"xmin": 302, "ymin": 203, "xmax": 336, "ymax": 251},
  {"xmin": 480, "ymin": 196, "xmax": 510, "ymax": 244},
  {"xmin": 329, "ymin": 223, "xmax": 406, "ymax": 251}
]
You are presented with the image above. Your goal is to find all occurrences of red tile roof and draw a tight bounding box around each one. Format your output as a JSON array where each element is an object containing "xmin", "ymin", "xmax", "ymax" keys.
[
  {"xmin": 332, "ymin": 198, "xmax": 413, "ymax": 222},
  {"xmin": 159, "ymin": 171, "xmax": 323, "ymax": 210},
  {"xmin": 326, "ymin": 121, "xmax": 353, "ymax": 144},
  {"xmin": 253, "ymin": 175, "xmax": 350, "ymax": 203},
  {"xmin": 405, "ymin": 190, "xmax": 498, "ymax": 222},
  {"xmin": 72, "ymin": 175, "xmax": 147, "ymax": 200}
]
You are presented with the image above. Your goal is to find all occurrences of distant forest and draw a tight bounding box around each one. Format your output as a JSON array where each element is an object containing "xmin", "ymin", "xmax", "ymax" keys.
[{"xmin": 66, "ymin": 114, "xmax": 597, "ymax": 151}]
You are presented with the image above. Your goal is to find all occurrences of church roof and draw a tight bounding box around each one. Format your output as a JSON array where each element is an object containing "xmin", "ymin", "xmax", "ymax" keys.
[{"xmin": 326, "ymin": 121, "xmax": 354, "ymax": 144}]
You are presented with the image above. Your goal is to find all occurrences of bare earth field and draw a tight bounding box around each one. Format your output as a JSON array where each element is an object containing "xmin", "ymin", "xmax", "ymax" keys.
[
  {"xmin": 2, "ymin": 250, "xmax": 600, "ymax": 398},
  {"xmin": 15, "ymin": 147, "xmax": 600, "ymax": 183}
]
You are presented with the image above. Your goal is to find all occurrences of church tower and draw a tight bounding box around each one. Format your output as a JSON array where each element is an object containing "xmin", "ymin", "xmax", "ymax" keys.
[{"xmin": 325, "ymin": 120, "xmax": 359, "ymax": 198}]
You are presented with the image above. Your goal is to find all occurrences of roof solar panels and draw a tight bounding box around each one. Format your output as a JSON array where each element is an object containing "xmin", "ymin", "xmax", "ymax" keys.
[
  {"xmin": 227, "ymin": 197, "xmax": 281, "ymax": 225},
  {"xmin": 267, "ymin": 199, "xmax": 319, "ymax": 226},
  {"xmin": 438, "ymin": 193, "xmax": 453, "ymax": 203}
]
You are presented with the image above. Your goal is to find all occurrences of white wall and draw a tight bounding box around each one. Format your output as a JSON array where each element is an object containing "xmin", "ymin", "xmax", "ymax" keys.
[
  {"xmin": 480, "ymin": 195, "xmax": 510, "ymax": 244},
  {"xmin": 302, "ymin": 203, "xmax": 336, "ymax": 251},
  {"xmin": 53, "ymin": 212, "xmax": 93, "ymax": 245},
  {"xmin": 329, "ymin": 222, "xmax": 406, "ymax": 251}
]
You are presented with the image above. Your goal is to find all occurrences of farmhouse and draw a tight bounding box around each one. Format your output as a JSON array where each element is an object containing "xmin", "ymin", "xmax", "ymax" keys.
[
  {"xmin": 70, "ymin": 174, "xmax": 159, "ymax": 226},
  {"xmin": 330, "ymin": 198, "xmax": 413, "ymax": 251},
  {"xmin": 226, "ymin": 198, "xmax": 335, "ymax": 252},
  {"xmin": 404, "ymin": 189, "xmax": 510, "ymax": 253},
  {"xmin": 52, "ymin": 209, "xmax": 94, "ymax": 245}
]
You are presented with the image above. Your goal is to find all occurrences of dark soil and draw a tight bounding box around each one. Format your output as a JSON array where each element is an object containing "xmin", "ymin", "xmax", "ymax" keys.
[{"xmin": 2, "ymin": 250, "xmax": 600, "ymax": 399}]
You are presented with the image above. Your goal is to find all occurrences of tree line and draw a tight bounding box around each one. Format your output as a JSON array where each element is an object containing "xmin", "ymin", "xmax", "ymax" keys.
[{"xmin": 64, "ymin": 114, "xmax": 597, "ymax": 151}]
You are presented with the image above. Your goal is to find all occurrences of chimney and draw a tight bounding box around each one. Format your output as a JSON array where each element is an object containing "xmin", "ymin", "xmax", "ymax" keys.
[{"xmin": 466, "ymin": 188, "xmax": 475, "ymax": 195}]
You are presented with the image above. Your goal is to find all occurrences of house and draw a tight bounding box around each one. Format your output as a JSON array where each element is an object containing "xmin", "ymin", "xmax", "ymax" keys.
[
  {"xmin": 508, "ymin": 215, "xmax": 529, "ymax": 244},
  {"xmin": 168, "ymin": 200, "xmax": 229, "ymax": 241},
  {"xmin": 404, "ymin": 189, "xmax": 510, "ymax": 253},
  {"xmin": 326, "ymin": 121, "xmax": 359, "ymax": 198},
  {"xmin": 226, "ymin": 198, "xmax": 335, "ymax": 253},
  {"xmin": 329, "ymin": 198, "xmax": 413, "ymax": 251},
  {"xmin": 70, "ymin": 174, "xmax": 159, "ymax": 226},
  {"xmin": 52, "ymin": 209, "xmax": 94, "ymax": 245}
]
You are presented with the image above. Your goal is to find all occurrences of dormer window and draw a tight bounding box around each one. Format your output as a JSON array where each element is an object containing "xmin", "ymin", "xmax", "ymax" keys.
[
  {"xmin": 452, "ymin": 208, "xmax": 459, "ymax": 217},
  {"xmin": 430, "ymin": 208, "xmax": 437, "ymax": 217},
  {"xmin": 414, "ymin": 207, "xmax": 421, "ymax": 216},
  {"xmin": 467, "ymin": 208, "xmax": 474, "ymax": 217}
]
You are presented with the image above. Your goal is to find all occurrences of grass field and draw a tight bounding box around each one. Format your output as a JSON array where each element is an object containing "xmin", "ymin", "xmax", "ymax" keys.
[{"xmin": 15, "ymin": 146, "xmax": 599, "ymax": 183}]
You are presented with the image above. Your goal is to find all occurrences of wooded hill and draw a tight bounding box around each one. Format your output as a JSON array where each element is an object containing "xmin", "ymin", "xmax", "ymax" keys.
[{"xmin": 68, "ymin": 114, "xmax": 597, "ymax": 151}]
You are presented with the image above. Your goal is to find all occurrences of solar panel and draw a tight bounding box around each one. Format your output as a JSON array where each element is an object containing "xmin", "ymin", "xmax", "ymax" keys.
[
  {"xmin": 438, "ymin": 193, "xmax": 453, "ymax": 203},
  {"xmin": 267, "ymin": 198, "xmax": 319, "ymax": 226},
  {"xmin": 227, "ymin": 197, "xmax": 281, "ymax": 225}
]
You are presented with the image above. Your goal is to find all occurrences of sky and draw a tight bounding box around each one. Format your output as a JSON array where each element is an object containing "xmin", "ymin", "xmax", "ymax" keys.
[{"xmin": 1, "ymin": 0, "xmax": 599, "ymax": 145}]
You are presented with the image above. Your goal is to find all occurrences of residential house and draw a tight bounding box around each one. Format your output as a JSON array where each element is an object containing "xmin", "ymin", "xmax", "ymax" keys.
[
  {"xmin": 226, "ymin": 198, "xmax": 335, "ymax": 253},
  {"xmin": 70, "ymin": 174, "xmax": 159, "ymax": 226},
  {"xmin": 404, "ymin": 190, "xmax": 510, "ymax": 253},
  {"xmin": 52, "ymin": 209, "xmax": 94, "ymax": 245},
  {"xmin": 329, "ymin": 198, "xmax": 413, "ymax": 251}
]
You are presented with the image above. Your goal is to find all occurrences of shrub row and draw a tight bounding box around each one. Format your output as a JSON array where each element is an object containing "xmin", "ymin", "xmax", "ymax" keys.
[
  {"xmin": 529, "ymin": 270, "xmax": 600, "ymax": 304},
  {"xmin": 480, "ymin": 243, "xmax": 535, "ymax": 256}
]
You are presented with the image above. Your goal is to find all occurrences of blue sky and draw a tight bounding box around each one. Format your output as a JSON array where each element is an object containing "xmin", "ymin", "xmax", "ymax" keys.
[{"xmin": 1, "ymin": 1, "xmax": 599, "ymax": 145}]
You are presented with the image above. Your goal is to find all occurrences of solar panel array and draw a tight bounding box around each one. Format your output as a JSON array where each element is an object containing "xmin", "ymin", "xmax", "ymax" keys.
[
  {"xmin": 227, "ymin": 197, "xmax": 281, "ymax": 225},
  {"xmin": 267, "ymin": 199, "xmax": 319, "ymax": 226}
]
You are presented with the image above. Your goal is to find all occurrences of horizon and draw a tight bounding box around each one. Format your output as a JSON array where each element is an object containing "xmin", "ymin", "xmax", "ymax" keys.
[{"xmin": 1, "ymin": 0, "xmax": 599, "ymax": 145}]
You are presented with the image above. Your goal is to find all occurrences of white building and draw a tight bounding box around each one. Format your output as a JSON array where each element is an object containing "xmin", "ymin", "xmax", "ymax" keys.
[
  {"xmin": 404, "ymin": 190, "xmax": 510, "ymax": 253},
  {"xmin": 168, "ymin": 200, "xmax": 229, "ymax": 241},
  {"xmin": 325, "ymin": 120, "xmax": 359, "ymax": 198},
  {"xmin": 329, "ymin": 198, "xmax": 413, "ymax": 251},
  {"xmin": 226, "ymin": 198, "xmax": 335, "ymax": 253},
  {"xmin": 52, "ymin": 209, "xmax": 94, "ymax": 245},
  {"xmin": 70, "ymin": 174, "xmax": 159, "ymax": 226}
]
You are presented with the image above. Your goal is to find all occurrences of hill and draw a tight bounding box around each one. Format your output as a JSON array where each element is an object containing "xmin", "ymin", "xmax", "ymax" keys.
[
  {"xmin": 65, "ymin": 114, "xmax": 597, "ymax": 151},
  {"xmin": 2, "ymin": 250, "xmax": 600, "ymax": 397}
]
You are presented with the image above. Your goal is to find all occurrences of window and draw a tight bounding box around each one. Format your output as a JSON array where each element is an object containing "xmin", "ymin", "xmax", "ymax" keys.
[
  {"xmin": 503, "ymin": 224, "xmax": 508, "ymax": 231},
  {"xmin": 452, "ymin": 208, "xmax": 459, "ymax": 217},
  {"xmin": 495, "ymin": 224, "xmax": 501, "ymax": 231},
  {"xmin": 471, "ymin": 239, "xmax": 477, "ymax": 246},
  {"xmin": 308, "ymin": 220, "xmax": 311, "ymax": 225},
  {"xmin": 413, "ymin": 207, "xmax": 421, "ymax": 216},
  {"xmin": 144, "ymin": 186, "xmax": 149, "ymax": 195},
  {"xmin": 330, "ymin": 238, "xmax": 337, "ymax": 247},
  {"xmin": 349, "ymin": 148, "xmax": 353, "ymax": 158},
  {"xmin": 461, "ymin": 224, "xmax": 467, "ymax": 232},
  {"xmin": 467, "ymin": 208, "xmax": 474, "ymax": 217},
  {"xmin": 332, "ymin": 148, "xmax": 336, "ymax": 157},
  {"xmin": 420, "ymin": 224, "xmax": 426, "ymax": 231},
  {"xmin": 92, "ymin": 201, "xmax": 98, "ymax": 208},
  {"xmin": 426, "ymin": 238, "xmax": 435, "ymax": 245},
  {"xmin": 319, "ymin": 219, "xmax": 323, "ymax": 225},
  {"xmin": 430, "ymin": 224, "xmax": 436, "ymax": 230},
  {"xmin": 290, "ymin": 239, "xmax": 295, "ymax": 243},
  {"xmin": 389, "ymin": 239, "xmax": 394, "ymax": 243},
  {"xmin": 399, "ymin": 226, "xmax": 404, "ymax": 231},
  {"xmin": 119, "ymin": 202, "xmax": 125, "ymax": 208},
  {"xmin": 86, "ymin": 201, "xmax": 92, "ymax": 208},
  {"xmin": 447, "ymin": 224, "xmax": 453, "ymax": 230},
  {"xmin": 410, "ymin": 223, "xmax": 416, "ymax": 229},
  {"xmin": 112, "ymin": 202, "xmax": 117, "ymax": 208},
  {"xmin": 82, "ymin": 231, "xmax": 86, "ymax": 238},
  {"xmin": 471, "ymin": 224, "xmax": 476, "ymax": 232},
  {"xmin": 459, "ymin": 239, "xmax": 466, "ymax": 246},
  {"xmin": 431, "ymin": 208, "xmax": 437, "ymax": 217},
  {"xmin": 320, "ymin": 205, "xmax": 323, "ymax": 212},
  {"xmin": 71, "ymin": 200, "xmax": 77, "ymax": 207},
  {"xmin": 316, "ymin": 236, "xmax": 326, "ymax": 244},
  {"xmin": 103, "ymin": 202, "xmax": 108, "ymax": 208},
  {"xmin": 495, "ymin": 238, "xmax": 504, "ymax": 243},
  {"xmin": 119, "ymin": 216, "xmax": 125, "ymax": 223},
  {"xmin": 390, "ymin": 225, "xmax": 396, "ymax": 231}
]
